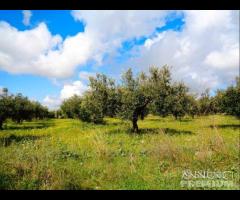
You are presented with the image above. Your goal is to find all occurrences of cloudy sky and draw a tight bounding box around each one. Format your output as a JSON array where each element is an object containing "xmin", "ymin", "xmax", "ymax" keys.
[{"xmin": 0, "ymin": 10, "xmax": 239, "ymax": 109}]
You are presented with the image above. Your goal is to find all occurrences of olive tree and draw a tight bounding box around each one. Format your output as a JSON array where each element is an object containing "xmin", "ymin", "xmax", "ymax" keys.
[
  {"xmin": 80, "ymin": 73, "xmax": 121, "ymax": 123},
  {"xmin": 0, "ymin": 89, "xmax": 50, "ymax": 129},
  {"xmin": 118, "ymin": 66, "xmax": 172, "ymax": 133},
  {"xmin": 216, "ymin": 77, "xmax": 240, "ymax": 117},
  {"xmin": 61, "ymin": 95, "xmax": 82, "ymax": 119},
  {"xmin": 0, "ymin": 88, "xmax": 14, "ymax": 129},
  {"xmin": 119, "ymin": 72, "xmax": 145, "ymax": 131}
]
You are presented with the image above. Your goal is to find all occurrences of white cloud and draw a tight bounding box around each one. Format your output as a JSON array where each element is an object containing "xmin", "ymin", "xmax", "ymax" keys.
[
  {"xmin": 0, "ymin": 22, "xmax": 93, "ymax": 78},
  {"xmin": 144, "ymin": 32, "xmax": 166, "ymax": 50},
  {"xmin": 0, "ymin": 11, "xmax": 170, "ymax": 79},
  {"xmin": 60, "ymin": 80, "xmax": 89, "ymax": 100},
  {"xmin": 71, "ymin": 10, "xmax": 170, "ymax": 63},
  {"xmin": 79, "ymin": 71, "xmax": 95, "ymax": 81},
  {"xmin": 42, "ymin": 95, "xmax": 61, "ymax": 110},
  {"xmin": 43, "ymin": 79, "xmax": 89, "ymax": 109},
  {"xmin": 32, "ymin": 32, "xmax": 93, "ymax": 78},
  {"xmin": 71, "ymin": 10, "xmax": 168, "ymax": 40},
  {"xmin": 127, "ymin": 10, "xmax": 239, "ymax": 93},
  {"xmin": 204, "ymin": 46, "xmax": 238, "ymax": 69},
  {"xmin": 1, "ymin": 10, "xmax": 239, "ymax": 96},
  {"xmin": 22, "ymin": 10, "xmax": 32, "ymax": 26},
  {"xmin": 0, "ymin": 86, "xmax": 3, "ymax": 95}
]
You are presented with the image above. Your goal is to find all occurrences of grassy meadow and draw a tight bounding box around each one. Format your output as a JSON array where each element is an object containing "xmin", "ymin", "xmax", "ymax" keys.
[{"xmin": 0, "ymin": 115, "xmax": 239, "ymax": 190}]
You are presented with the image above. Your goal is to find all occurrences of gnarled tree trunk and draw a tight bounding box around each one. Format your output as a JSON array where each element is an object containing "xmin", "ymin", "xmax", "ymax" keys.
[
  {"xmin": 132, "ymin": 112, "xmax": 139, "ymax": 133},
  {"xmin": 0, "ymin": 119, "xmax": 3, "ymax": 130},
  {"xmin": 131, "ymin": 98, "xmax": 152, "ymax": 133}
]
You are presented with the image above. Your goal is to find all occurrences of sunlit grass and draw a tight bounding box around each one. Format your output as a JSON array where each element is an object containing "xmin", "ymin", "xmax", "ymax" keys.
[{"xmin": 0, "ymin": 115, "xmax": 239, "ymax": 189}]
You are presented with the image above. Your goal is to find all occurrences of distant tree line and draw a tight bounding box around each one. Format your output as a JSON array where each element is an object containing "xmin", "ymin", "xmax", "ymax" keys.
[
  {"xmin": 60, "ymin": 66, "xmax": 240, "ymax": 133},
  {"xmin": 1, "ymin": 66, "xmax": 238, "ymax": 132},
  {"xmin": 0, "ymin": 88, "xmax": 51, "ymax": 129}
]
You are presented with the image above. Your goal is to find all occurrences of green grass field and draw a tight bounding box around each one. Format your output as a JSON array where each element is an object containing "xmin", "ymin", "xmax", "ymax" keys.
[{"xmin": 0, "ymin": 115, "xmax": 239, "ymax": 190}]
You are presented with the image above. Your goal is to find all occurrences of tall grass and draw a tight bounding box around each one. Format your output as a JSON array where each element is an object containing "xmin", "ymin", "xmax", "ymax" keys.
[{"xmin": 0, "ymin": 115, "xmax": 239, "ymax": 189}]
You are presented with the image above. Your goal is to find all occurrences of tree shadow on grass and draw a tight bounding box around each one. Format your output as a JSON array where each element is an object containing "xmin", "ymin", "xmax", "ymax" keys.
[
  {"xmin": 0, "ymin": 134, "xmax": 46, "ymax": 147},
  {"xmin": 178, "ymin": 118, "xmax": 193, "ymax": 122},
  {"xmin": 0, "ymin": 172, "xmax": 16, "ymax": 189},
  {"xmin": 63, "ymin": 182, "xmax": 94, "ymax": 190},
  {"xmin": 106, "ymin": 122, "xmax": 123, "ymax": 126},
  {"xmin": 107, "ymin": 127, "xmax": 194, "ymax": 136},
  {"xmin": 147, "ymin": 118, "xmax": 165, "ymax": 122},
  {"xmin": 147, "ymin": 117, "xmax": 193, "ymax": 123},
  {"xmin": 137, "ymin": 128, "xmax": 193, "ymax": 135},
  {"xmin": 4, "ymin": 121, "xmax": 55, "ymax": 130},
  {"xmin": 209, "ymin": 124, "xmax": 240, "ymax": 130},
  {"xmin": 0, "ymin": 172, "xmax": 49, "ymax": 190}
]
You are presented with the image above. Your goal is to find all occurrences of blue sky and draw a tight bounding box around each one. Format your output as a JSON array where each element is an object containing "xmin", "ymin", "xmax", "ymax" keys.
[
  {"xmin": 0, "ymin": 10, "xmax": 238, "ymax": 109},
  {"xmin": 0, "ymin": 11, "xmax": 81, "ymax": 92},
  {"xmin": 0, "ymin": 10, "xmax": 84, "ymax": 37},
  {"xmin": 0, "ymin": 10, "xmax": 86, "ymax": 102}
]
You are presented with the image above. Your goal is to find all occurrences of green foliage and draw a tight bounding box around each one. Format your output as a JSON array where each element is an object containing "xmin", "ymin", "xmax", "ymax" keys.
[
  {"xmin": 80, "ymin": 92, "xmax": 103, "ymax": 123},
  {"xmin": 32, "ymin": 101, "xmax": 49, "ymax": 119},
  {"xmin": 215, "ymin": 77, "xmax": 240, "ymax": 117},
  {"xmin": 118, "ymin": 68, "xmax": 139, "ymax": 120},
  {"xmin": 198, "ymin": 77, "xmax": 240, "ymax": 118},
  {"xmin": 47, "ymin": 111, "xmax": 56, "ymax": 119},
  {"xmin": 0, "ymin": 90, "xmax": 14, "ymax": 129},
  {"xmin": 59, "ymin": 66, "xmax": 238, "ymax": 131},
  {"xmin": 148, "ymin": 66, "xmax": 198, "ymax": 120},
  {"xmin": 61, "ymin": 95, "xmax": 82, "ymax": 119},
  {"xmin": 89, "ymin": 73, "xmax": 121, "ymax": 118},
  {"xmin": 185, "ymin": 95, "xmax": 199, "ymax": 118},
  {"xmin": 119, "ymin": 66, "xmax": 172, "ymax": 121},
  {"xmin": 12, "ymin": 94, "xmax": 35, "ymax": 123},
  {"xmin": 12, "ymin": 94, "xmax": 49, "ymax": 123},
  {"xmin": 0, "ymin": 89, "xmax": 50, "ymax": 129},
  {"xmin": 169, "ymin": 83, "xmax": 190, "ymax": 119},
  {"xmin": 118, "ymin": 68, "xmax": 154, "ymax": 132},
  {"xmin": 67, "ymin": 73, "xmax": 122, "ymax": 124},
  {"xmin": 221, "ymin": 86, "xmax": 240, "ymax": 117},
  {"xmin": 198, "ymin": 89, "xmax": 213, "ymax": 115},
  {"xmin": 147, "ymin": 66, "xmax": 172, "ymax": 117}
]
